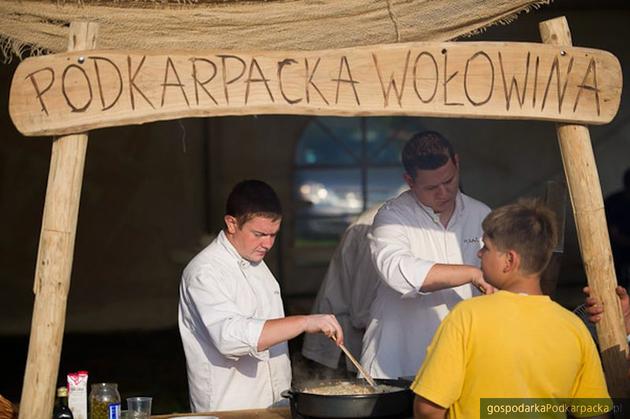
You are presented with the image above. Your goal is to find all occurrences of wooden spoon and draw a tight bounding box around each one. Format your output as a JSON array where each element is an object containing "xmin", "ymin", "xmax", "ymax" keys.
[{"xmin": 331, "ymin": 335, "xmax": 377, "ymax": 388}]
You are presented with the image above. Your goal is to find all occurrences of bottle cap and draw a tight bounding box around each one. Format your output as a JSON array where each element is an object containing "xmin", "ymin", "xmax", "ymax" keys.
[{"xmin": 57, "ymin": 386, "xmax": 68, "ymax": 397}]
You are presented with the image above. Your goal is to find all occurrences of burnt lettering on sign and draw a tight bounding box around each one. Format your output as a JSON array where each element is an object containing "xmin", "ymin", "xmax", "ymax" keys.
[
  {"xmin": 332, "ymin": 56, "xmax": 360, "ymax": 106},
  {"xmin": 541, "ymin": 55, "xmax": 574, "ymax": 114},
  {"xmin": 372, "ymin": 50, "xmax": 410, "ymax": 108},
  {"xmin": 574, "ymin": 58, "xmax": 600, "ymax": 115},
  {"xmin": 277, "ymin": 58, "xmax": 302, "ymax": 105},
  {"xmin": 413, "ymin": 52, "xmax": 438, "ymax": 104},
  {"xmin": 127, "ymin": 56, "xmax": 155, "ymax": 110},
  {"xmin": 463, "ymin": 51, "xmax": 494, "ymax": 106},
  {"xmin": 499, "ymin": 51, "xmax": 530, "ymax": 111},
  {"xmin": 61, "ymin": 64, "xmax": 92, "ymax": 113},
  {"xmin": 244, "ymin": 58, "xmax": 274, "ymax": 105},
  {"xmin": 10, "ymin": 42, "xmax": 615, "ymax": 135},
  {"xmin": 191, "ymin": 58, "xmax": 219, "ymax": 106},
  {"xmin": 218, "ymin": 55, "xmax": 247, "ymax": 105},
  {"xmin": 24, "ymin": 67, "xmax": 55, "ymax": 116},
  {"xmin": 532, "ymin": 56, "xmax": 540, "ymax": 108},
  {"xmin": 161, "ymin": 57, "xmax": 190, "ymax": 108},
  {"xmin": 304, "ymin": 57, "xmax": 329, "ymax": 105},
  {"xmin": 442, "ymin": 49, "xmax": 463, "ymax": 107},
  {"xmin": 89, "ymin": 56, "xmax": 123, "ymax": 111}
]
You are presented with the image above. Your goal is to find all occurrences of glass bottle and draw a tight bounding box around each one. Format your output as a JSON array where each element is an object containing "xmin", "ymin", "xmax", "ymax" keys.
[
  {"xmin": 89, "ymin": 383, "xmax": 121, "ymax": 419},
  {"xmin": 53, "ymin": 386, "xmax": 74, "ymax": 419}
]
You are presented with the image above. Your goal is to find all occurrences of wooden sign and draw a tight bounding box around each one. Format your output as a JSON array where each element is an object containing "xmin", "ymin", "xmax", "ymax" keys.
[{"xmin": 9, "ymin": 41, "xmax": 622, "ymax": 136}]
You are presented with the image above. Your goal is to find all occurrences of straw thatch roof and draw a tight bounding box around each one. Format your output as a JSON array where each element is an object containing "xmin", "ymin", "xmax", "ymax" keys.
[{"xmin": 0, "ymin": 0, "xmax": 551, "ymax": 61}]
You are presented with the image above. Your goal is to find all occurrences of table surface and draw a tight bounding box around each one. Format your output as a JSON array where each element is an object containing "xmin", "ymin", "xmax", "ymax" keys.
[{"xmin": 152, "ymin": 407, "xmax": 291, "ymax": 419}]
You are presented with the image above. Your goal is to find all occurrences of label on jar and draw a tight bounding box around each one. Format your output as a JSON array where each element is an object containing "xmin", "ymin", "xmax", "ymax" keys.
[{"xmin": 107, "ymin": 403, "xmax": 121, "ymax": 419}]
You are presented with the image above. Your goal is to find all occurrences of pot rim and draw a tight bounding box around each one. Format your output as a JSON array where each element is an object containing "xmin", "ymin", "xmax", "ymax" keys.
[{"xmin": 289, "ymin": 378, "xmax": 410, "ymax": 399}]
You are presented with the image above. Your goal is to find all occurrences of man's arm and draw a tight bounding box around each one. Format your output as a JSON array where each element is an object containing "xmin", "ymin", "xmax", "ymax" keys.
[
  {"xmin": 369, "ymin": 210, "xmax": 494, "ymax": 296},
  {"xmin": 183, "ymin": 272, "xmax": 344, "ymax": 356},
  {"xmin": 421, "ymin": 263, "xmax": 494, "ymax": 294},
  {"xmin": 414, "ymin": 396, "xmax": 447, "ymax": 419},
  {"xmin": 258, "ymin": 314, "xmax": 344, "ymax": 351}
]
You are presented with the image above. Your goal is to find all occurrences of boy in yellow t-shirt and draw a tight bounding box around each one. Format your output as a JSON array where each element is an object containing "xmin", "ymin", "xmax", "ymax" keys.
[{"xmin": 411, "ymin": 199, "xmax": 612, "ymax": 419}]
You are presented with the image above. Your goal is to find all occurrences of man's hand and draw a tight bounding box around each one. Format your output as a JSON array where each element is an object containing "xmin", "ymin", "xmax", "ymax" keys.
[
  {"xmin": 471, "ymin": 271, "xmax": 497, "ymax": 295},
  {"xmin": 305, "ymin": 314, "xmax": 345, "ymax": 346},
  {"xmin": 583, "ymin": 286, "xmax": 630, "ymax": 333}
]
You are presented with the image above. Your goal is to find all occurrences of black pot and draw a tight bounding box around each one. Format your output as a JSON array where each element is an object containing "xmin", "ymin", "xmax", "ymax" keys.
[{"xmin": 281, "ymin": 378, "xmax": 413, "ymax": 418}]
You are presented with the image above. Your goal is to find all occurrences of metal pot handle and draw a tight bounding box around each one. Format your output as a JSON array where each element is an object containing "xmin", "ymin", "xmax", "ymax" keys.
[{"xmin": 281, "ymin": 389, "xmax": 293, "ymax": 399}]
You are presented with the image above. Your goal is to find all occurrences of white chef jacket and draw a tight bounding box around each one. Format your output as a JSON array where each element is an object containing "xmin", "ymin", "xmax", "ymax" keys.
[
  {"xmin": 178, "ymin": 230, "xmax": 291, "ymax": 412},
  {"xmin": 361, "ymin": 190, "xmax": 490, "ymax": 379},
  {"xmin": 301, "ymin": 205, "xmax": 381, "ymax": 372}
]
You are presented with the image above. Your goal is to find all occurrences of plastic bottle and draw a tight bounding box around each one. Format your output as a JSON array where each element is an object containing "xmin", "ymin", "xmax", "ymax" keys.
[{"xmin": 89, "ymin": 383, "xmax": 120, "ymax": 419}]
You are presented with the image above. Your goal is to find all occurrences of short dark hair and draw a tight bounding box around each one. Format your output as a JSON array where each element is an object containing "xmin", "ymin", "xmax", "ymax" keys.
[
  {"xmin": 402, "ymin": 131, "xmax": 456, "ymax": 179},
  {"xmin": 482, "ymin": 199, "xmax": 558, "ymax": 275},
  {"xmin": 225, "ymin": 180, "xmax": 282, "ymax": 225}
]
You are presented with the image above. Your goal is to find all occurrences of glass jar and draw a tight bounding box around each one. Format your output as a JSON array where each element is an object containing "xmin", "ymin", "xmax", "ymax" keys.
[{"xmin": 89, "ymin": 383, "xmax": 121, "ymax": 419}]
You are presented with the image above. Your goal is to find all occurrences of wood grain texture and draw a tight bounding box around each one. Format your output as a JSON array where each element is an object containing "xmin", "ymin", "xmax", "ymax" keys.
[
  {"xmin": 540, "ymin": 16, "xmax": 630, "ymax": 398},
  {"xmin": 18, "ymin": 21, "xmax": 97, "ymax": 419},
  {"xmin": 339, "ymin": 343, "xmax": 377, "ymax": 388},
  {"xmin": 9, "ymin": 41, "xmax": 621, "ymax": 137}
]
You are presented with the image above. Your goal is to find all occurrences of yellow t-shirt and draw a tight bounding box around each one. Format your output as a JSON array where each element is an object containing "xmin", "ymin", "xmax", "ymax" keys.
[{"xmin": 411, "ymin": 291, "xmax": 611, "ymax": 419}]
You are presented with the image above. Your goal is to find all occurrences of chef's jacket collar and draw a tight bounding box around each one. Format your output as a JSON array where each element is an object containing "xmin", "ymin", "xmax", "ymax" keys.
[
  {"xmin": 217, "ymin": 230, "xmax": 255, "ymax": 269},
  {"xmin": 414, "ymin": 190, "xmax": 465, "ymax": 227}
]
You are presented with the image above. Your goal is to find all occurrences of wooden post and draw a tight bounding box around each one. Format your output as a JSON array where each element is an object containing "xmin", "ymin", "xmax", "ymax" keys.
[
  {"xmin": 539, "ymin": 17, "xmax": 629, "ymax": 398},
  {"xmin": 18, "ymin": 22, "xmax": 98, "ymax": 419}
]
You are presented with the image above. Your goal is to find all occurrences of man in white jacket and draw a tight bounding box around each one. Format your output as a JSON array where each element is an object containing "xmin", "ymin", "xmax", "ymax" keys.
[
  {"xmin": 301, "ymin": 204, "xmax": 381, "ymax": 373},
  {"xmin": 361, "ymin": 131, "xmax": 494, "ymax": 380},
  {"xmin": 179, "ymin": 180, "xmax": 344, "ymax": 412}
]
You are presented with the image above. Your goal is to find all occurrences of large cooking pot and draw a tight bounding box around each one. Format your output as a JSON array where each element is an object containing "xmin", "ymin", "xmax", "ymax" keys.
[{"xmin": 281, "ymin": 378, "xmax": 413, "ymax": 418}]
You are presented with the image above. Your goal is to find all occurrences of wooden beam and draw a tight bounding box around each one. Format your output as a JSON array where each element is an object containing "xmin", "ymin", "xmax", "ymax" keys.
[
  {"xmin": 18, "ymin": 21, "xmax": 98, "ymax": 419},
  {"xmin": 539, "ymin": 16, "xmax": 629, "ymax": 398},
  {"xmin": 8, "ymin": 41, "xmax": 622, "ymax": 137}
]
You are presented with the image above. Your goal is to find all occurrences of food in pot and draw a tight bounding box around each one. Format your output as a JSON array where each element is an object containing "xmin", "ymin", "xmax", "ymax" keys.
[{"xmin": 302, "ymin": 383, "xmax": 402, "ymax": 395}]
